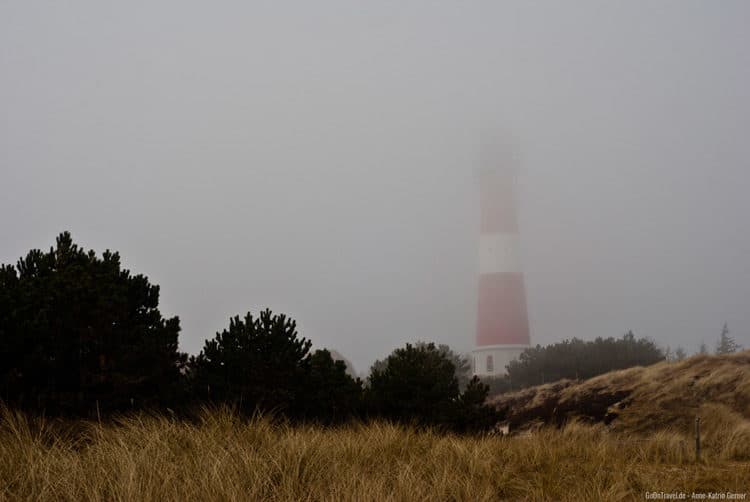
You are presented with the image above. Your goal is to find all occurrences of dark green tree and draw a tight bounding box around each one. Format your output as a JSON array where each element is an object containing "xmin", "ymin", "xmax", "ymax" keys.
[
  {"xmin": 419, "ymin": 342, "xmax": 472, "ymax": 391},
  {"xmin": 366, "ymin": 342, "xmax": 499, "ymax": 432},
  {"xmin": 297, "ymin": 349, "xmax": 363, "ymax": 423},
  {"xmin": 500, "ymin": 332, "xmax": 664, "ymax": 393},
  {"xmin": 716, "ymin": 323, "xmax": 742, "ymax": 355},
  {"xmin": 370, "ymin": 341, "xmax": 472, "ymax": 391},
  {"xmin": 189, "ymin": 309, "xmax": 312, "ymax": 414},
  {"xmin": 0, "ymin": 232, "xmax": 185, "ymax": 415},
  {"xmin": 450, "ymin": 376, "xmax": 501, "ymax": 433}
]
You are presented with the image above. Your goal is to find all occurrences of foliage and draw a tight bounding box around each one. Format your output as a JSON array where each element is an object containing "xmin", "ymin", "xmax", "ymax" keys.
[
  {"xmin": 297, "ymin": 349, "xmax": 363, "ymax": 423},
  {"xmin": 484, "ymin": 331, "xmax": 664, "ymax": 396},
  {"xmin": 366, "ymin": 342, "xmax": 499, "ymax": 431},
  {"xmin": 0, "ymin": 232, "xmax": 185, "ymax": 415},
  {"xmin": 449, "ymin": 376, "xmax": 502, "ymax": 433},
  {"xmin": 665, "ymin": 345, "xmax": 688, "ymax": 362},
  {"xmin": 1, "ymin": 231, "xmax": 703, "ymax": 433},
  {"xmin": 188, "ymin": 312, "xmax": 361, "ymax": 422},
  {"xmin": 367, "ymin": 343, "xmax": 457, "ymax": 425},
  {"xmin": 188, "ymin": 310, "xmax": 311, "ymax": 414},
  {"xmin": 327, "ymin": 350, "xmax": 358, "ymax": 379},
  {"xmin": 370, "ymin": 341, "xmax": 472, "ymax": 391},
  {"xmin": 715, "ymin": 323, "xmax": 742, "ymax": 355},
  {"xmin": 479, "ymin": 374, "xmax": 516, "ymax": 396}
]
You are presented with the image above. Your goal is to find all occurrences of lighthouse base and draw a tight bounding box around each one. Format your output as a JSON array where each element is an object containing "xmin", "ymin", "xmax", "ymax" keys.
[{"xmin": 472, "ymin": 344, "xmax": 529, "ymax": 377}]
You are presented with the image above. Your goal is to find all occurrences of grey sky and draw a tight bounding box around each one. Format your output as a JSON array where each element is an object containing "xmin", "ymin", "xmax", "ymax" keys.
[{"xmin": 2, "ymin": 1, "xmax": 749, "ymax": 373}]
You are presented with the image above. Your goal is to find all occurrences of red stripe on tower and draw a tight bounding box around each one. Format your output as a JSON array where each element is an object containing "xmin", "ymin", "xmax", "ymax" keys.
[{"xmin": 473, "ymin": 167, "xmax": 531, "ymax": 376}]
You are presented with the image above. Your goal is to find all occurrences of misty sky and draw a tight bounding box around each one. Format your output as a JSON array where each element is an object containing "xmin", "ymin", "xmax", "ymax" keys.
[{"xmin": 2, "ymin": 1, "xmax": 749, "ymax": 374}]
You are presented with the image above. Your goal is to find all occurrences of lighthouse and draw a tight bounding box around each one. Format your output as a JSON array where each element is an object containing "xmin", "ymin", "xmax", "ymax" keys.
[{"xmin": 472, "ymin": 164, "xmax": 531, "ymax": 377}]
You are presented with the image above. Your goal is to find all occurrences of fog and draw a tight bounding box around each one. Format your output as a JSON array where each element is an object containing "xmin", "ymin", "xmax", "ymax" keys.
[{"xmin": 2, "ymin": 1, "xmax": 749, "ymax": 374}]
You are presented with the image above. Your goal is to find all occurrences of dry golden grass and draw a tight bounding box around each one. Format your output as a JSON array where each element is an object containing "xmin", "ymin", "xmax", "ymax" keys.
[
  {"xmin": 491, "ymin": 350, "xmax": 750, "ymax": 437},
  {"xmin": 1, "ymin": 407, "xmax": 748, "ymax": 501}
]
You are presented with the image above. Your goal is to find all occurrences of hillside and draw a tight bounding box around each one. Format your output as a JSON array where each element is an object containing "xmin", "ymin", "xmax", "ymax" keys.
[{"xmin": 490, "ymin": 350, "xmax": 750, "ymax": 436}]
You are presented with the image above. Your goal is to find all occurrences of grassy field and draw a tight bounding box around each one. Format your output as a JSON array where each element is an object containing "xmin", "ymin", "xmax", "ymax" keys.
[{"xmin": 1, "ymin": 407, "xmax": 748, "ymax": 501}]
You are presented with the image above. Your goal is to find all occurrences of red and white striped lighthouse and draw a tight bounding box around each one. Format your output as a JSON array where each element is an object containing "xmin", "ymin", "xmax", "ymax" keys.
[{"xmin": 472, "ymin": 165, "xmax": 531, "ymax": 376}]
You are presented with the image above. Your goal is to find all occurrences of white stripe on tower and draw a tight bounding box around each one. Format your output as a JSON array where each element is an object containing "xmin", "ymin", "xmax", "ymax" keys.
[{"xmin": 479, "ymin": 233, "xmax": 522, "ymax": 274}]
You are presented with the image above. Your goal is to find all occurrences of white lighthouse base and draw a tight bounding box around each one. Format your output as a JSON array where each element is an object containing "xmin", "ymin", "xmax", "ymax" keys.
[{"xmin": 472, "ymin": 344, "xmax": 529, "ymax": 377}]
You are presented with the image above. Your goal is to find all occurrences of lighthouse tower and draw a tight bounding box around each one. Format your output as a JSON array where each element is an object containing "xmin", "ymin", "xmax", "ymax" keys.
[{"xmin": 472, "ymin": 164, "xmax": 531, "ymax": 376}]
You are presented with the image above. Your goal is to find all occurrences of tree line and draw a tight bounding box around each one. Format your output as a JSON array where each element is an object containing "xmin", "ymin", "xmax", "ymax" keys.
[
  {"xmin": 0, "ymin": 233, "xmax": 497, "ymax": 432},
  {"xmin": 480, "ymin": 327, "xmax": 743, "ymax": 396},
  {"xmin": 3, "ymin": 233, "xmax": 742, "ymax": 428},
  {"xmin": 480, "ymin": 333, "xmax": 664, "ymax": 395}
]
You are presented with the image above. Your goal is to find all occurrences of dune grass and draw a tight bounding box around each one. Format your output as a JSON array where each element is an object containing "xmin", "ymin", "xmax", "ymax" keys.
[
  {"xmin": 1, "ymin": 407, "xmax": 748, "ymax": 501},
  {"xmin": 491, "ymin": 351, "xmax": 750, "ymax": 440}
]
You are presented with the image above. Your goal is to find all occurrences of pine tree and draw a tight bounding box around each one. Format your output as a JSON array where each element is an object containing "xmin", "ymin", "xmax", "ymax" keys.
[
  {"xmin": 369, "ymin": 342, "xmax": 472, "ymax": 391},
  {"xmin": 297, "ymin": 349, "xmax": 362, "ymax": 422},
  {"xmin": 715, "ymin": 323, "xmax": 742, "ymax": 354},
  {"xmin": 503, "ymin": 333, "xmax": 664, "ymax": 391},
  {"xmin": 366, "ymin": 342, "xmax": 499, "ymax": 432},
  {"xmin": 0, "ymin": 232, "xmax": 185, "ymax": 415},
  {"xmin": 189, "ymin": 309, "xmax": 313, "ymax": 414}
]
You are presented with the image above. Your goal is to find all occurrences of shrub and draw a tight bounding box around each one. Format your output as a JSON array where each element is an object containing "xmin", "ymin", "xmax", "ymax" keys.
[
  {"xmin": 0, "ymin": 232, "xmax": 185, "ymax": 415},
  {"xmin": 188, "ymin": 309, "xmax": 310, "ymax": 414},
  {"xmin": 367, "ymin": 342, "xmax": 499, "ymax": 432},
  {"xmin": 188, "ymin": 310, "xmax": 362, "ymax": 422},
  {"xmin": 503, "ymin": 331, "xmax": 664, "ymax": 391},
  {"xmin": 297, "ymin": 349, "xmax": 363, "ymax": 423}
]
